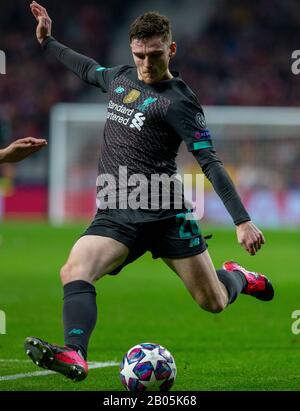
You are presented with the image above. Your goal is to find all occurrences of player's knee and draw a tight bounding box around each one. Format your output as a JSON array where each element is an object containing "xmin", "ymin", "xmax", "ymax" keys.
[
  {"xmin": 196, "ymin": 294, "xmax": 226, "ymax": 314},
  {"xmin": 60, "ymin": 261, "xmax": 84, "ymax": 285},
  {"xmin": 208, "ymin": 300, "xmax": 226, "ymax": 313}
]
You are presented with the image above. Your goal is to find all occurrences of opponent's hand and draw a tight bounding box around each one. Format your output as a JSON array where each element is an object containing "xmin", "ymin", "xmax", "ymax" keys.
[
  {"xmin": 0, "ymin": 137, "xmax": 47, "ymax": 163},
  {"xmin": 30, "ymin": 1, "xmax": 52, "ymax": 44},
  {"xmin": 236, "ymin": 221, "xmax": 265, "ymax": 256}
]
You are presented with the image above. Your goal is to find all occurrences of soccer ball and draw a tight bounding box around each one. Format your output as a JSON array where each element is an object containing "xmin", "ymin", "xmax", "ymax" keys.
[{"xmin": 119, "ymin": 342, "xmax": 177, "ymax": 391}]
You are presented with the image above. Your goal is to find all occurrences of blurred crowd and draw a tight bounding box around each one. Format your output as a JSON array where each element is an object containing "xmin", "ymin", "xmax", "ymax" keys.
[
  {"xmin": 0, "ymin": 0, "xmax": 299, "ymax": 191},
  {"xmin": 177, "ymin": 0, "xmax": 300, "ymax": 106},
  {"xmin": 0, "ymin": 0, "xmax": 135, "ymax": 141}
]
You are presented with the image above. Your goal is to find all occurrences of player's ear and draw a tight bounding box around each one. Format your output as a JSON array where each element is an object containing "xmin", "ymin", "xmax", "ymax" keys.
[{"xmin": 169, "ymin": 42, "xmax": 177, "ymax": 58}]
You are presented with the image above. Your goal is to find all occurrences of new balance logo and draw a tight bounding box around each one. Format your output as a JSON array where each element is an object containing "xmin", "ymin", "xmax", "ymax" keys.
[
  {"xmin": 68, "ymin": 328, "xmax": 84, "ymax": 335},
  {"xmin": 189, "ymin": 237, "xmax": 200, "ymax": 247},
  {"xmin": 130, "ymin": 112, "xmax": 146, "ymax": 131}
]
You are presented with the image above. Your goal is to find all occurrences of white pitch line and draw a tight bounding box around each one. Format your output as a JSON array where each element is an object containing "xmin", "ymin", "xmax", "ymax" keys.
[
  {"xmin": 0, "ymin": 361, "xmax": 119, "ymax": 381},
  {"xmin": 0, "ymin": 359, "xmax": 30, "ymax": 363}
]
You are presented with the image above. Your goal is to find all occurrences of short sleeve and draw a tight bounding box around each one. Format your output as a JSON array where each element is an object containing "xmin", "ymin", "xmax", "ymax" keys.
[
  {"xmin": 93, "ymin": 65, "xmax": 130, "ymax": 92},
  {"xmin": 166, "ymin": 99, "xmax": 213, "ymax": 152}
]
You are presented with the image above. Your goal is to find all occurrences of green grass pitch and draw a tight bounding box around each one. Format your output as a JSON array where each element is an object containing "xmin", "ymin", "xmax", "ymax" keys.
[{"xmin": 0, "ymin": 221, "xmax": 299, "ymax": 391}]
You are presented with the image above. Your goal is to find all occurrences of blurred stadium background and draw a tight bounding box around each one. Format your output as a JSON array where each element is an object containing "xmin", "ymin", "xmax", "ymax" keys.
[
  {"xmin": 0, "ymin": 0, "xmax": 299, "ymax": 225},
  {"xmin": 0, "ymin": 0, "xmax": 300, "ymax": 391}
]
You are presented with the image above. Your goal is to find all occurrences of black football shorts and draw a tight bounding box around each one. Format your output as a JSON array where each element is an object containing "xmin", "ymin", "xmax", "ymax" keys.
[{"xmin": 81, "ymin": 208, "xmax": 207, "ymax": 275}]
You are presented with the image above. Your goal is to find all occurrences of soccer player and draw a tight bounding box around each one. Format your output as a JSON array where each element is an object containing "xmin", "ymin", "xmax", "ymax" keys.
[
  {"xmin": 25, "ymin": 1, "xmax": 274, "ymax": 382},
  {"xmin": 0, "ymin": 137, "xmax": 47, "ymax": 164}
]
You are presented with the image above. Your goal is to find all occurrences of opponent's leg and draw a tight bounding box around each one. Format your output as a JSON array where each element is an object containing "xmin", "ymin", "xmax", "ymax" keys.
[{"xmin": 25, "ymin": 235, "xmax": 129, "ymax": 381}]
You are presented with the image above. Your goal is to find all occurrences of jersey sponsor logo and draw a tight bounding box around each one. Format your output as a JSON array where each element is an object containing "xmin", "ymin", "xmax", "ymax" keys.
[
  {"xmin": 123, "ymin": 89, "xmax": 141, "ymax": 104},
  {"xmin": 195, "ymin": 112, "xmax": 206, "ymax": 129},
  {"xmin": 107, "ymin": 100, "xmax": 146, "ymax": 130},
  {"xmin": 137, "ymin": 97, "xmax": 158, "ymax": 112},
  {"xmin": 108, "ymin": 100, "xmax": 134, "ymax": 116},
  {"xmin": 115, "ymin": 86, "xmax": 125, "ymax": 94},
  {"xmin": 129, "ymin": 112, "xmax": 146, "ymax": 131}
]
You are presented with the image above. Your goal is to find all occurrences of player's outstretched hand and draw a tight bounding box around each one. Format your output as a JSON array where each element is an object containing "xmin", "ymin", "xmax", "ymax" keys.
[
  {"xmin": 236, "ymin": 220, "xmax": 265, "ymax": 256},
  {"xmin": 0, "ymin": 137, "xmax": 47, "ymax": 164},
  {"xmin": 30, "ymin": 1, "xmax": 52, "ymax": 44}
]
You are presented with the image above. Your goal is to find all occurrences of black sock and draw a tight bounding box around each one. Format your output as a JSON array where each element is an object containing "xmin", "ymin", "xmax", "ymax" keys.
[
  {"xmin": 216, "ymin": 269, "xmax": 247, "ymax": 304},
  {"xmin": 63, "ymin": 280, "xmax": 97, "ymax": 360}
]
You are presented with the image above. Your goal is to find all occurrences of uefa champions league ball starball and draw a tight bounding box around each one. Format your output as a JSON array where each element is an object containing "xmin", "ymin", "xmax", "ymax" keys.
[{"xmin": 119, "ymin": 342, "xmax": 177, "ymax": 391}]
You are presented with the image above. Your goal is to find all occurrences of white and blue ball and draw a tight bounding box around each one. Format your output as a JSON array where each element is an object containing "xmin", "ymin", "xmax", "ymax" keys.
[{"xmin": 119, "ymin": 342, "xmax": 177, "ymax": 391}]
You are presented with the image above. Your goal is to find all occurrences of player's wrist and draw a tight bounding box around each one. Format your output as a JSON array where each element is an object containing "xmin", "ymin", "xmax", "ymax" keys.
[
  {"xmin": 40, "ymin": 35, "xmax": 52, "ymax": 47},
  {"xmin": 0, "ymin": 149, "xmax": 5, "ymax": 163},
  {"xmin": 0, "ymin": 148, "xmax": 12, "ymax": 163},
  {"xmin": 235, "ymin": 218, "xmax": 251, "ymax": 227}
]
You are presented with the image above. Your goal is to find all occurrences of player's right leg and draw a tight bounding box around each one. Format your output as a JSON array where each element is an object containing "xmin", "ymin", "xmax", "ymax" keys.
[{"xmin": 25, "ymin": 235, "xmax": 129, "ymax": 381}]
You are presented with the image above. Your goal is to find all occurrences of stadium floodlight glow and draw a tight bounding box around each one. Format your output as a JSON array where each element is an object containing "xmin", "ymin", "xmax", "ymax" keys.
[{"xmin": 0, "ymin": 50, "xmax": 6, "ymax": 74}]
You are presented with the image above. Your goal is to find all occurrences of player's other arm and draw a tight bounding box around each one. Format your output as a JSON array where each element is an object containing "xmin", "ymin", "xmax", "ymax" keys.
[
  {"xmin": 30, "ymin": 1, "xmax": 105, "ymax": 87},
  {"xmin": 166, "ymin": 99, "xmax": 265, "ymax": 256},
  {"xmin": 193, "ymin": 148, "xmax": 265, "ymax": 255},
  {"xmin": 0, "ymin": 137, "xmax": 47, "ymax": 164}
]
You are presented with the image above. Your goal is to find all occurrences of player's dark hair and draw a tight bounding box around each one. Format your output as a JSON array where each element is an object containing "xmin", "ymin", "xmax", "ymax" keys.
[{"xmin": 129, "ymin": 11, "xmax": 172, "ymax": 44}]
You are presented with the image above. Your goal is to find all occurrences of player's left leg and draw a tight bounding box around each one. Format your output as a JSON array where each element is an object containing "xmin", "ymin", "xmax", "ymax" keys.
[
  {"xmin": 163, "ymin": 250, "xmax": 243, "ymax": 313},
  {"xmin": 164, "ymin": 250, "xmax": 274, "ymax": 314},
  {"xmin": 149, "ymin": 213, "xmax": 274, "ymax": 313}
]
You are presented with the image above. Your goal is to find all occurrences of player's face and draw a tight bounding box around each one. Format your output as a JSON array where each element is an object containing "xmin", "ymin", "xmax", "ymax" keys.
[{"xmin": 131, "ymin": 35, "xmax": 176, "ymax": 84}]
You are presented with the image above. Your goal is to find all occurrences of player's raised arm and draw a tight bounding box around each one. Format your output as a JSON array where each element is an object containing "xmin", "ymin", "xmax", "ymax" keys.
[
  {"xmin": 30, "ymin": 1, "xmax": 52, "ymax": 44},
  {"xmin": 30, "ymin": 1, "xmax": 118, "ymax": 90},
  {"xmin": 0, "ymin": 137, "xmax": 47, "ymax": 164}
]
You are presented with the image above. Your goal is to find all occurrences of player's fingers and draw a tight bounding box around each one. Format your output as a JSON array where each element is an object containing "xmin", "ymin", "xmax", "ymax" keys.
[
  {"xmin": 253, "ymin": 240, "xmax": 261, "ymax": 251},
  {"xmin": 16, "ymin": 138, "xmax": 47, "ymax": 146},
  {"xmin": 32, "ymin": 2, "xmax": 49, "ymax": 18},
  {"xmin": 29, "ymin": 141, "xmax": 47, "ymax": 146},
  {"xmin": 248, "ymin": 244, "xmax": 256, "ymax": 256},
  {"xmin": 30, "ymin": 6, "xmax": 41, "ymax": 20},
  {"xmin": 255, "ymin": 232, "xmax": 265, "ymax": 250},
  {"xmin": 254, "ymin": 235, "xmax": 261, "ymax": 249},
  {"xmin": 27, "ymin": 137, "xmax": 47, "ymax": 144},
  {"xmin": 30, "ymin": 5, "xmax": 43, "ymax": 19},
  {"xmin": 245, "ymin": 237, "xmax": 257, "ymax": 254},
  {"xmin": 14, "ymin": 137, "xmax": 37, "ymax": 144},
  {"xmin": 241, "ymin": 239, "xmax": 251, "ymax": 254}
]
